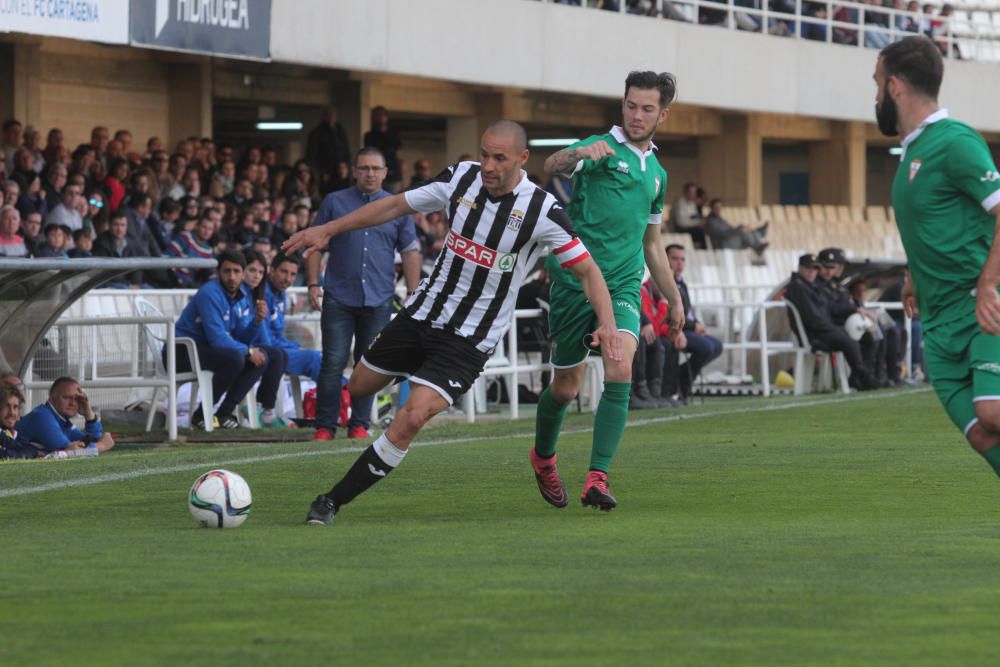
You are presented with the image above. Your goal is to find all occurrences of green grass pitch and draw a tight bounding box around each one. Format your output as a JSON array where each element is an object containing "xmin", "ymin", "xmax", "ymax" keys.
[{"xmin": 3, "ymin": 388, "xmax": 1000, "ymax": 666}]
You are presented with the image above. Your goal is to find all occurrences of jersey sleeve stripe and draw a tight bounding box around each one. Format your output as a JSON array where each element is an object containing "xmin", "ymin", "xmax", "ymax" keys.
[
  {"xmin": 559, "ymin": 251, "xmax": 590, "ymax": 269},
  {"xmin": 554, "ymin": 239, "xmax": 589, "ymax": 268},
  {"xmin": 982, "ymin": 189, "xmax": 1000, "ymax": 213},
  {"xmin": 647, "ymin": 213, "xmax": 661, "ymax": 226},
  {"xmin": 553, "ymin": 237, "xmax": 581, "ymax": 254}
]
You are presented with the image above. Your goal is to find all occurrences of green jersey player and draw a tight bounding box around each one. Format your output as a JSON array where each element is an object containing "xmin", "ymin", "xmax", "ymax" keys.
[
  {"xmin": 875, "ymin": 37, "xmax": 1000, "ymax": 473},
  {"xmin": 530, "ymin": 71, "xmax": 685, "ymax": 511}
]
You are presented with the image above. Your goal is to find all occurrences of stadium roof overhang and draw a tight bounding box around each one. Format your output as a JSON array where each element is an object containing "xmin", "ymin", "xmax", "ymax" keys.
[{"xmin": 0, "ymin": 258, "xmax": 216, "ymax": 377}]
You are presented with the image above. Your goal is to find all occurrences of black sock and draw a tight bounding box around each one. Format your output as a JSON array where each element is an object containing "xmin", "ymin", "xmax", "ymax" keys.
[{"xmin": 327, "ymin": 445, "xmax": 396, "ymax": 508}]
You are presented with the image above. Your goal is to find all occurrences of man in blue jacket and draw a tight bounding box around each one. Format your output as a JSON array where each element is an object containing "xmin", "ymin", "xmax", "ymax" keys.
[
  {"xmin": 172, "ymin": 249, "xmax": 280, "ymax": 429},
  {"xmin": 264, "ymin": 254, "xmax": 322, "ymax": 381},
  {"xmin": 16, "ymin": 376, "xmax": 115, "ymax": 454}
]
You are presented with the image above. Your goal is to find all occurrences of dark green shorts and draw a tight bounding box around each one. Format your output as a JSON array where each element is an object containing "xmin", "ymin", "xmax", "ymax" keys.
[
  {"xmin": 548, "ymin": 281, "xmax": 640, "ymax": 368},
  {"xmin": 924, "ymin": 314, "xmax": 1000, "ymax": 435}
]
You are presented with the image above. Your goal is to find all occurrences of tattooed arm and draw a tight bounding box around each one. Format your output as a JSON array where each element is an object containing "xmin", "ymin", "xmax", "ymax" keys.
[{"xmin": 543, "ymin": 140, "xmax": 617, "ymax": 177}]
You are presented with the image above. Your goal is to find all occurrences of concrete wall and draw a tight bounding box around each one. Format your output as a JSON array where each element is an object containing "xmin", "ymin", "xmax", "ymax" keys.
[
  {"xmin": 271, "ymin": 0, "xmax": 1000, "ymax": 132},
  {"xmin": 33, "ymin": 40, "xmax": 170, "ymax": 150}
]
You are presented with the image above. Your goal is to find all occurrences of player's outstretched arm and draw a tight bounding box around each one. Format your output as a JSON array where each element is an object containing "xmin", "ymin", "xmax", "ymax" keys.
[
  {"xmin": 543, "ymin": 141, "xmax": 617, "ymax": 176},
  {"xmin": 567, "ymin": 255, "xmax": 623, "ymax": 362},
  {"xmin": 282, "ymin": 194, "xmax": 417, "ymax": 257},
  {"xmin": 976, "ymin": 207, "xmax": 1000, "ymax": 335},
  {"xmin": 641, "ymin": 224, "xmax": 684, "ymax": 342}
]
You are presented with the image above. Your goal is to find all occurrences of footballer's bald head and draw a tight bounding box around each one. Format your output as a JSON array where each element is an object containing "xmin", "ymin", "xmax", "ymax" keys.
[{"xmin": 484, "ymin": 120, "xmax": 528, "ymax": 152}]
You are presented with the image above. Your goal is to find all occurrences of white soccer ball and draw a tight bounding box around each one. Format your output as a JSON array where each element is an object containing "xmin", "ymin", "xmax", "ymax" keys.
[{"xmin": 188, "ymin": 469, "xmax": 252, "ymax": 529}]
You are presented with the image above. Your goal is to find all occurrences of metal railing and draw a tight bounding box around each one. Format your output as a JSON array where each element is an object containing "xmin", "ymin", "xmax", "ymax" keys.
[
  {"xmin": 27, "ymin": 286, "xmax": 915, "ymax": 431},
  {"xmin": 536, "ymin": 0, "xmax": 995, "ymax": 60},
  {"xmin": 24, "ymin": 315, "xmax": 181, "ymax": 441}
]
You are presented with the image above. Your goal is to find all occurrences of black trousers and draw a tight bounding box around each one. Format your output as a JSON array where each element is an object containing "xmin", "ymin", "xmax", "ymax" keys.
[{"xmin": 811, "ymin": 329, "xmax": 871, "ymax": 387}]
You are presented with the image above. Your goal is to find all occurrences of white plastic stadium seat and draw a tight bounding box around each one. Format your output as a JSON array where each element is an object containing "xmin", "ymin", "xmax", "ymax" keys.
[{"xmin": 784, "ymin": 301, "xmax": 850, "ymax": 395}]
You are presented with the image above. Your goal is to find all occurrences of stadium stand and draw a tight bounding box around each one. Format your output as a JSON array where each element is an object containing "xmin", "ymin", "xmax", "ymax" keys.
[{"xmin": 544, "ymin": 0, "xmax": 1000, "ymax": 61}]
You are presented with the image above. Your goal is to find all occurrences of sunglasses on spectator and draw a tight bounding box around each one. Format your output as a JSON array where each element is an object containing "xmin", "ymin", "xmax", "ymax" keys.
[{"xmin": 89, "ymin": 198, "xmax": 103, "ymax": 208}]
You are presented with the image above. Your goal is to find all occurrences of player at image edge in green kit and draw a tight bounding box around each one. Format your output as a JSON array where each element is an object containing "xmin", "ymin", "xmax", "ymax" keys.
[{"xmin": 876, "ymin": 36, "xmax": 1000, "ymax": 474}]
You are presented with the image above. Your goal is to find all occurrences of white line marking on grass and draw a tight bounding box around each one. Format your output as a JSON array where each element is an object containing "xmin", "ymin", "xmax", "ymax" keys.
[{"xmin": 0, "ymin": 388, "xmax": 929, "ymax": 499}]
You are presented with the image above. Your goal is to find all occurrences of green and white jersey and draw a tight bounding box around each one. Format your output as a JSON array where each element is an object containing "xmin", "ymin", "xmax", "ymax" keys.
[
  {"xmin": 547, "ymin": 125, "xmax": 667, "ymax": 292},
  {"xmin": 891, "ymin": 110, "xmax": 1000, "ymax": 332}
]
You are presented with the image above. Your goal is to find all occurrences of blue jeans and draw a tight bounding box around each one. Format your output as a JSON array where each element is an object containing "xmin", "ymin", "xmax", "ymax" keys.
[
  {"xmin": 678, "ymin": 332, "xmax": 724, "ymax": 395},
  {"xmin": 316, "ymin": 295, "xmax": 394, "ymax": 431}
]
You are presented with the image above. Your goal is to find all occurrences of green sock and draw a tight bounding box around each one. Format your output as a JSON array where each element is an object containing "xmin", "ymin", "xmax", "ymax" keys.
[
  {"xmin": 589, "ymin": 381, "xmax": 631, "ymax": 473},
  {"xmin": 534, "ymin": 386, "xmax": 569, "ymax": 458},
  {"xmin": 981, "ymin": 446, "xmax": 1000, "ymax": 478}
]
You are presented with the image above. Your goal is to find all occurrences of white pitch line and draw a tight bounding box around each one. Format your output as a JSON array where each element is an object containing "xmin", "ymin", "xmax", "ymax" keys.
[{"xmin": 0, "ymin": 388, "xmax": 929, "ymax": 499}]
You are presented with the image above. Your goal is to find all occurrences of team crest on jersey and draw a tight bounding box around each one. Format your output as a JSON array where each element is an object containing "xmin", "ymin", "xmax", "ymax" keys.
[
  {"xmin": 507, "ymin": 209, "xmax": 524, "ymax": 232},
  {"xmin": 616, "ymin": 160, "xmax": 630, "ymax": 174},
  {"xmin": 909, "ymin": 159, "xmax": 921, "ymax": 183}
]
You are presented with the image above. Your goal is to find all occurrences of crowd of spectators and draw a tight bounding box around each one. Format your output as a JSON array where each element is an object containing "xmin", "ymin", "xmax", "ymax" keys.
[
  {"xmin": 551, "ymin": 0, "xmax": 961, "ymax": 57},
  {"xmin": 0, "ymin": 107, "xmax": 457, "ymax": 287}
]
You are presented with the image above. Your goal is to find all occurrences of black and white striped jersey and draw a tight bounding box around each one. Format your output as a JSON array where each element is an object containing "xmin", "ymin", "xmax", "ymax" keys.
[{"xmin": 403, "ymin": 161, "xmax": 590, "ymax": 352}]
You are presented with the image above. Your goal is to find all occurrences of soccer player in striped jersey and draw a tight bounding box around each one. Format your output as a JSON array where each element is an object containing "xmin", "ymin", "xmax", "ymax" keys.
[
  {"xmin": 532, "ymin": 71, "xmax": 685, "ymax": 512},
  {"xmin": 876, "ymin": 37, "xmax": 1000, "ymax": 475},
  {"xmin": 283, "ymin": 120, "xmax": 622, "ymax": 526}
]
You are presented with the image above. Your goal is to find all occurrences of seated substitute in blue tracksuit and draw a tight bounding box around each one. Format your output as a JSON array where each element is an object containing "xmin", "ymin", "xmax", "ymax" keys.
[
  {"xmin": 263, "ymin": 254, "xmax": 322, "ymax": 381},
  {"xmin": 170, "ymin": 249, "xmax": 283, "ymax": 429},
  {"xmin": 15, "ymin": 377, "xmax": 115, "ymax": 454}
]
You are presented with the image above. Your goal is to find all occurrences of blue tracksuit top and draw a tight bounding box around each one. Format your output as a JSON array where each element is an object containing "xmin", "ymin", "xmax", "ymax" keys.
[
  {"xmin": 263, "ymin": 281, "xmax": 299, "ymax": 351},
  {"xmin": 175, "ymin": 279, "xmax": 263, "ymax": 356},
  {"xmin": 237, "ymin": 283, "xmax": 270, "ymax": 347},
  {"xmin": 15, "ymin": 402, "xmax": 104, "ymax": 451}
]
